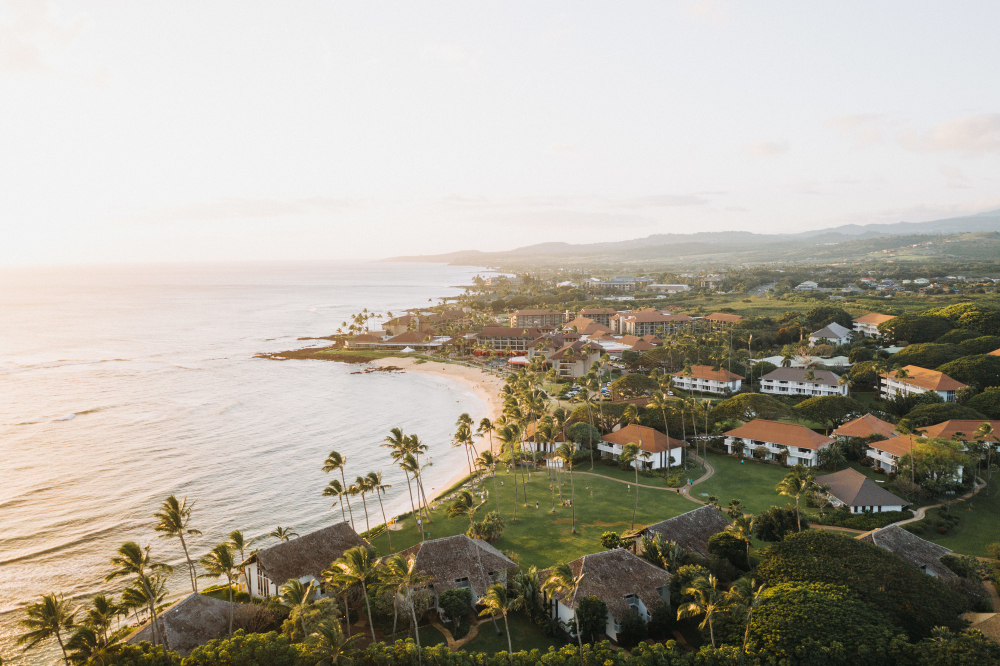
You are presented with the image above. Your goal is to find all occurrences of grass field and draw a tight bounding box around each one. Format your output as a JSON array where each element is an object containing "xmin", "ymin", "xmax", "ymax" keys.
[
  {"xmin": 366, "ymin": 465, "xmax": 695, "ymax": 568},
  {"xmin": 695, "ymin": 451, "xmax": 790, "ymax": 515},
  {"xmin": 460, "ymin": 613, "xmax": 560, "ymax": 654},
  {"xmin": 906, "ymin": 475, "xmax": 1000, "ymax": 557}
]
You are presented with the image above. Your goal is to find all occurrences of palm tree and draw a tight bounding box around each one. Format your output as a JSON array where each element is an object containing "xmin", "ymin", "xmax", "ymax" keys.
[
  {"xmin": 323, "ymin": 480, "xmax": 349, "ymax": 524},
  {"xmin": 647, "ymin": 389, "xmax": 674, "ymax": 472},
  {"xmin": 323, "ymin": 451, "xmax": 356, "ymax": 530},
  {"xmin": 728, "ymin": 514, "xmax": 755, "ymax": 570},
  {"xmin": 776, "ymin": 465, "xmax": 815, "ymax": 532},
  {"xmin": 975, "ymin": 422, "xmax": 995, "ymax": 495},
  {"xmin": 65, "ymin": 625, "xmax": 109, "ymax": 665},
  {"xmin": 447, "ymin": 490, "xmax": 493, "ymax": 602},
  {"xmin": 269, "ymin": 526, "xmax": 298, "ymax": 542},
  {"xmin": 383, "ymin": 428, "xmax": 419, "ymax": 529},
  {"xmin": 383, "ymin": 554, "xmax": 431, "ymax": 666},
  {"xmin": 555, "ymin": 443, "xmax": 577, "ymax": 534},
  {"xmin": 677, "ymin": 574, "xmax": 723, "ymax": 648},
  {"xmin": 354, "ymin": 476, "xmax": 372, "ymax": 532},
  {"xmin": 476, "ymin": 450, "xmax": 501, "ymax": 514},
  {"xmin": 153, "ymin": 495, "xmax": 202, "ymax": 593},
  {"xmin": 82, "ymin": 594, "xmax": 119, "ymax": 646},
  {"xmin": 405, "ymin": 435, "xmax": 434, "ymax": 522},
  {"xmin": 497, "ymin": 423, "xmax": 522, "ymax": 522},
  {"xmin": 543, "ymin": 563, "xmax": 586, "ymax": 659},
  {"xmin": 307, "ymin": 618, "xmax": 361, "ymax": 666},
  {"xmin": 366, "ymin": 471, "xmax": 393, "ymax": 551},
  {"xmin": 200, "ymin": 543, "xmax": 239, "ymax": 637},
  {"xmin": 478, "ymin": 583, "xmax": 523, "ymax": 665},
  {"xmin": 120, "ymin": 575, "xmax": 167, "ymax": 630},
  {"xmin": 280, "ymin": 579, "xmax": 315, "ymax": 640},
  {"xmin": 228, "ymin": 530, "xmax": 255, "ymax": 596},
  {"xmin": 478, "ymin": 417, "xmax": 496, "ymax": 457},
  {"xmin": 725, "ymin": 577, "xmax": 767, "ymax": 656},
  {"xmin": 105, "ymin": 542, "xmax": 172, "ymax": 647},
  {"xmin": 327, "ymin": 546, "xmax": 380, "ymax": 642},
  {"xmin": 17, "ymin": 593, "xmax": 76, "ymax": 665}
]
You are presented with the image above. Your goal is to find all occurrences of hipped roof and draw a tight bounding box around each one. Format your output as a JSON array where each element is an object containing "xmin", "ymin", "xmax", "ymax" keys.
[
  {"xmin": 399, "ymin": 534, "xmax": 517, "ymax": 598},
  {"xmin": 919, "ymin": 419, "xmax": 1000, "ymax": 442},
  {"xmin": 723, "ymin": 419, "xmax": 833, "ymax": 450},
  {"xmin": 880, "ymin": 365, "xmax": 968, "ymax": 391},
  {"xmin": 551, "ymin": 549, "xmax": 672, "ymax": 622},
  {"xmin": 128, "ymin": 593, "xmax": 242, "ymax": 656},
  {"xmin": 674, "ymin": 364, "xmax": 743, "ymax": 382},
  {"xmin": 859, "ymin": 524, "xmax": 954, "ymax": 579},
  {"xmin": 815, "ymin": 468, "xmax": 907, "ymax": 508},
  {"xmin": 602, "ymin": 424, "xmax": 688, "ymax": 453},
  {"xmin": 833, "ymin": 414, "xmax": 897, "ymax": 439},
  {"xmin": 254, "ymin": 522, "xmax": 368, "ymax": 584},
  {"xmin": 633, "ymin": 506, "xmax": 732, "ymax": 558},
  {"xmin": 853, "ymin": 313, "xmax": 896, "ymax": 325}
]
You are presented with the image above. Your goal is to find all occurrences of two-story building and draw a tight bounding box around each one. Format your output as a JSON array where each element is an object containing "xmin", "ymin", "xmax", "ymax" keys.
[
  {"xmin": 867, "ymin": 434, "xmax": 917, "ymax": 473},
  {"xmin": 546, "ymin": 341, "xmax": 603, "ymax": 380},
  {"xmin": 852, "ymin": 313, "xmax": 896, "ymax": 338},
  {"xmin": 511, "ymin": 309, "xmax": 566, "ymax": 328},
  {"xmin": 808, "ymin": 322, "xmax": 852, "ymax": 346},
  {"xmin": 723, "ymin": 419, "xmax": 834, "ymax": 467},
  {"xmin": 617, "ymin": 311, "xmax": 694, "ymax": 337},
  {"xmin": 598, "ymin": 424, "xmax": 687, "ymax": 470},
  {"xmin": 671, "ymin": 365, "xmax": 743, "ymax": 395},
  {"xmin": 759, "ymin": 367, "xmax": 847, "ymax": 397},
  {"xmin": 879, "ymin": 365, "xmax": 968, "ymax": 402},
  {"xmin": 702, "ymin": 312, "xmax": 743, "ymax": 330}
]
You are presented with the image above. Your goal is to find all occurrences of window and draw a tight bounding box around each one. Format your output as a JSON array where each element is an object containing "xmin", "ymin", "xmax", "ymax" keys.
[{"xmin": 455, "ymin": 577, "xmax": 471, "ymax": 590}]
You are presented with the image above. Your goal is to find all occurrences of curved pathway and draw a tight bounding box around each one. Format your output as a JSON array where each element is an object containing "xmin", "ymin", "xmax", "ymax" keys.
[{"xmin": 572, "ymin": 454, "xmax": 715, "ymax": 505}]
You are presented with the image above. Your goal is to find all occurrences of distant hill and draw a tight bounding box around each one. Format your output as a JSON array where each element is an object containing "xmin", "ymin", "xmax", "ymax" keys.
[{"xmin": 386, "ymin": 210, "xmax": 1000, "ymax": 268}]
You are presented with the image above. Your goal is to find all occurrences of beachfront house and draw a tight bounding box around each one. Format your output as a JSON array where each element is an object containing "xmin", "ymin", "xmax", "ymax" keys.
[
  {"xmin": 758, "ymin": 367, "xmax": 847, "ymax": 397},
  {"xmin": 853, "ymin": 313, "xmax": 896, "ymax": 338},
  {"xmin": 511, "ymin": 309, "xmax": 566, "ymax": 328},
  {"xmin": 627, "ymin": 506, "xmax": 732, "ymax": 558},
  {"xmin": 127, "ymin": 593, "xmax": 243, "ymax": 656},
  {"xmin": 524, "ymin": 421, "xmax": 569, "ymax": 454},
  {"xmin": 859, "ymin": 525, "xmax": 955, "ymax": 579},
  {"xmin": 879, "ymin": 365, "xmax": 968, "ymax": 402},
  {"xmin": 397, "ymin": 535, "xmax": 517, "ymax": 610},
  {"xmin": 808, "ymin": 322, "xmax": 852, "ymax": 346},
  {"xmin": 833, "ymin": 414, "xmax": 897, "ymax": 442},
  {"xmin": 598, "ymin": 424, "xmax": 687, "ymax": 470},
  {"xmin": 670, "ymin": 365, "xmax": 743, "ymax": 395},
  {"xmin": 814, "ymin": 468, "xmax": 907, "ymax": 513},
  {"xmin": 723, "ymin": 419, "xmax": 834, "ymax": 467},
  {"xmin": 245, "ymin": 522, "xmax": 368, "ymax": 599},
  {"xmin": 545, "ymin": 549, "xmax": 672, "ymax": 643}
]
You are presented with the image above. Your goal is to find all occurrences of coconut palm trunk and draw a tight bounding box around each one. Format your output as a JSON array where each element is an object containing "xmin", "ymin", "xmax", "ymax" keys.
[
  {"xmin": 374, "ymin": 487, "xmax": 392, "ymax": 551},
  {"xmin": 340, "ymin": 469, "xmax": 355, "ymax": 529}
]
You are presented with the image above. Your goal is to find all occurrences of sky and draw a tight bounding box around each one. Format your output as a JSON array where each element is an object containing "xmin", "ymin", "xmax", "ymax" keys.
[{"xmin": 1, "ymin": 1, "xmax": 999, "ymax": 266}]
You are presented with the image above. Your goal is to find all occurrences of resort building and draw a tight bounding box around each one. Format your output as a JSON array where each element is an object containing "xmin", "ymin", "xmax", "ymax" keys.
[
  {"xmin": 919, "ymin": 419, "xmax": 1000, "ymax": 445},
  {"xmin": 703, "ymin": 312, "xmax": 743, "ymax": 329},
  {"xmin": 671, "ymin": 365, "xmax": 743, "ymax": 395},
  {"xmin": 593, "ymin": 277, "xmax": 653, "ymax": 293},
  {"xmin": 398, "ymin": 535, "xmax": 518, "ymax": 610},
  {"xmin": 723, "ymin": 419, "xmax": 834, "ymax": 467},
  {"xmin": 853, "ymin": 313, "xmax": 896, "ymax": 338},
  {"xmin": 990, "ymin": 348, "xmax": 1000, "ymax": 357},
  {"xmin": 807, "ymin": 322, "xmax": 852, "ymax": 346},
  {"xmin": 546, "ymin": 549, "xmax": 672, "ymax": 643},
  {"xmin": 648, "ymin": 284, "xmax": 691, "ymax": 294},
  {"xmin": 343, "ymin": 333, "xmax": 384, "ymax": 349},
  {"xmin": 859, "ymin": 525, "xmax": 955, "ymax": 579},
  {"xmin": 617, "ymin": 311, "xmax": 694, "ymax": 337},
  {"xmin": 814, "ymin": 468, "xmax": 907, "ymax": 514},
  {"xmin": 628, "ymin": 506, "xmax": 732, "ymax": 558},
  {"xmin": 833, "ymin": 414, "xmax": 897, "ymax": 441},
  {"xmin": 474, "ymin": 327, "xmax": 546, "ymax": 353},
  {"xmin": 246, "ymin": 522, "xmax": 368, "ymax": 600},
  {"xmin": 598, "ymin": 424, "xmax": 687, "ymax": 470},
  {"xmin": 867, "ymin": 434, "xmax": 917, "ymax": 473},
  {"xmin": 511, "ymin": 309, "xmax": 566, "ymax": 328},
  {"xmin": 578, "ymin": 307, "xmax": 618, "ymax": 326},
  {"xmin": 879, "ymin": 365, "xmax": 968, "ymax": 402},
  {"xmin": 546, "ymin": 341, "xmax": 603, "ymax": 380},
  {"xmin": 758, "ymin": 367, "xmax": 847, "ymax": 397}
]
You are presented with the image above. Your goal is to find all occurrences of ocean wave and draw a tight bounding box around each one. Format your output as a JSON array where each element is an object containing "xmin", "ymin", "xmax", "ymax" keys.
[{"xmin": 0, "ymin": 522, "xmax": 127, "ymax": 567}]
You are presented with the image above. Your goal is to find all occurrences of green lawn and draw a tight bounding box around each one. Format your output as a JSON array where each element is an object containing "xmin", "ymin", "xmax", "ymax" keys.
[
  {"xmin": 906, "ymin": 475, "xmax": 1000, "ymax": 557},
  {"xmin": 695, "ymin": 451, "xmax": 790, "ymax": 515},
  {"xmin": 367, "ymin": 465, "xmax": 696, "ymax": 568},
  {"xmin": 577, "ymin": 457, "xmax": 704, "ymax": 485},
  {"xmin": 382, "ymin": 624, "xmax": 447, "ymax": 647},
  {"xmin": 461, "ymin": 613, "xmax": 560, "ymax": 654}
]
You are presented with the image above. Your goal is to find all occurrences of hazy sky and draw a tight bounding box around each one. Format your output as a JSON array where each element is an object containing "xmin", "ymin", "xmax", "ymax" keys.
[{"xmin": 2, "ymin": 1, "xmax": 999, "ymax": 266}]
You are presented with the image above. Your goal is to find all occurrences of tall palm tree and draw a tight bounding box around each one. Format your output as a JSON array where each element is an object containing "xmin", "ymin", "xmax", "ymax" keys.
[
  {"xmin": 326, "ymin": 547, "xmax": 380, "ymax": 642},
  {"xmin": 478, "ymin": 583, "xmax": 523, "ymax": 665},
  {"xmin": 82, "ymin": 594, "xmax": 119, "ymax": 647},
  {"xmin": 366, "ymin": 471, "xmax": 393, "ymax": 551},
  {"xmin": 554, "ymin": 443, "xmax": 577, "ymax": 534},
  {"xmin": 497, "ymin": 424, "xmax": 522, "ymax": 522},
  {"xmin": 383, "ymin": 428, "xmax": 421, "ymax": 531},
  {"xmin": 323, "ymin": 480, "xmax": 349, "ymax": 524},
  {"xmin": 478, "ymin": 417, "xmax": 496, "ymax": 457},
  {"xmin": 105, "ymin": 542, "xmax": 172, "ymax": 647},
  {"xmin": 543, "ymin": 563, "xmax": 586, "ymax": 659},
  {"xmin": 323, "ymin": 451, "xmax": 355, "ymax": 530},
  {"xmin": 280, "ymin": 579, "xmax": 315, "ymax": 640},
  {"xmin": 647, "ymin": 389, "xmax": 674, "ymax": 472},
  {"xmin": 65, "ymin": 625, "xmax": 109, "ymax": 665},
  {"xmin": 405, "ymin": 435, "xmax": 434, "ymax": 522},
  {"xmin": 975, "ymin": 422, "xmax": 995, "ymax": 495},
  {"xmin": 383, "ymin": 554, "xmax": 431, "ymax": 666},
  {"xmin": 228, "ymin": 530, "xmax": 255, "ymax": 596},
  {"xmin": 200, "ymin": 543, "xmax": 240, "ymax": 637},
  {"xmin": 677, "ymin": 575, "xmax": 723, "ymax": 648},
  {"xmin": 399, "ymin": 453, "xmax": 428, "ymax": 539},
  {"xmin": 153, "ymin": 495, "xmax": 202, "ymax": 593},
  {"xmin": 269, "ymin": 526, "xmax": 298, "ymax": 542},
  {"xmin": 354, "ymin": 476, "xmax": 372, "ymax": 532},
  {"xmin": 776, "ymin": 465, "xmax": 815, "ymax": 532},
  {"xmin": 728, "ymin": 514, "xmax": 755, "ymax": 570},
  {"xmin": 307, "ymin": 618, "xmax": 361, "ymax": 666},
  {"xmin": 120, "ymin": 575, "xmax": 167, "ymax": 630},
  {"xmin": 725, "ymin": 577, "xmax": 767, "ymax": 656},
  {"xmin": 476, "ymin": 450, "xmax": 501, "ymax": 514},
  {"xmin": 17, "ymin": 593, "xmax": 76, "ymax": 665}
]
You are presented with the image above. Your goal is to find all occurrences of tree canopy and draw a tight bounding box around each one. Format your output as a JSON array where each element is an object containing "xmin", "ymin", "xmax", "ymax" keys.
[
  {"xmin": 711, "ymin": 393, "xmax": 792, "ymax": 423},
  {"xmin": 936, "ymin": 354, "xmax": 1000, "ymax": 391},
  {"xmin": 891, "ymin": 343, "xmax": 966, "ymax": 369}
]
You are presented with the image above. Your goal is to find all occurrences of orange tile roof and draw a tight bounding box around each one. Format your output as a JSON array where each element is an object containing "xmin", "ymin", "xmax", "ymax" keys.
[
  {"xmin": 705, "ymin": 312, "xmax": 743, "ymax": 323},
  {"xmin": 631, "ymin": 340, "xmax": 656, "ymax": 351},
  {"xmin": 602, "ymin": 424, "xmax": 688, "ymax": 453},
  {"xmin": 673, "ymin": 364, "xmax": 743, "ymax": 382},
  {"xmin": 833, "ymin": 414, "xmax": 897, "ymax": 439},
  {"xmin": 853, "ymin": 312, "xmax": 896, "ymax": 325},
  {"xmin": 723, "ymin": 419, "xmax": 833, "ymax": 450},
  {"xmin": 869, "ymin": 434, "xmax": 921, "ymax": 458},
  {"xmin": 919, "ymin": 420, "xmax": 1000, "ymax": 442},
  {"xmin": 880, "ymin": 365, "xmax": 968, "ymax": 391},
  {"xmin": 990, "ymin": 348, "xmax": 1000, "ymax": 357}
]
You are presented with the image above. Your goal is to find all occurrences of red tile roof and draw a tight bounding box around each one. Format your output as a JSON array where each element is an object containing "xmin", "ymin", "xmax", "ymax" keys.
[
  {"xmin": 602, "ymin": 424, "xmax": 688, "ymax": 453},
  {"xmin": 833, "ymin": 414, "xmax": 897, "ymax": 439},
  {"xmin": 674, "ymin": 364, "xmax": 743, "ymax": 382},
  {"xmin": 880, "ymin": 365, "xmax": 968, "ymax": 391},
  {"xmin": 705, "ymin": 312, "xmax": 743, "ymax": 323},
  {"xmin": 723, "ymin": 419, "xmax": 833, "ymax": 450},
  {"xmin": 919, "ymin": 420, "xmax": 1000, "ymax": 442}
]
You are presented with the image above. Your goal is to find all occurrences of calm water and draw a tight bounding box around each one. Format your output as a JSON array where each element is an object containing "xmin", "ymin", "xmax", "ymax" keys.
[{"xmin": 0, "ymin": 261, "xmax": 491, "ymax": 664}]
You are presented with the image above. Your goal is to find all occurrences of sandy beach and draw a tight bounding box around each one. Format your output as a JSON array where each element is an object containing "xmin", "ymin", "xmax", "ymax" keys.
[{"xmin": 371, "ymin": 357, "xmax": 506, "ymax": 504}]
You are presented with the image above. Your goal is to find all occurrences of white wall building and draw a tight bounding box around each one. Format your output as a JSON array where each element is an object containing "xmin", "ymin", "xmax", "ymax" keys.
[
  {"xmin": 852, "ymin": 313, "xmax": 895, "ymax": 338},
  {"xmin": 671, "ymin": 365, "xmax": 743, "ymax": 395},
  {"xmin": 808, "ymin": 322, "xmax": 852, "ymax": 346},
  {"xmin": 598, "ymin": 424, "xmax": 687, "ymax": 470},
  {"xmin": 759, "ymin": 367, "xmax": 847, "ymax": 397},
  {"xmin": 879, "ymin": 365, "xmax": 968, "ymax": 402},
  {"xmin": 723, "ymin": 419, "xmax": 834, "ymax": 467}
]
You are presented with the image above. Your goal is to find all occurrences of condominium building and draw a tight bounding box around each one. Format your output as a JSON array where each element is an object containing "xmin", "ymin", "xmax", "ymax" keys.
[
  {"xmin": 759, "ymin": 367, "xmax": 847, "ymax": 397},
  {"xmin": 879, "ymin": 365, "xmax": 968, "ymax": 402},
  {"xmin": 510, "ymin": 309, "xmax": 566, "ymax": 328},
  {"xmin": 852, "ymin": 312, "xmax": 895, "ymax": 338},
  {"xmin": 723, "ymin": 419, "xmax": 834, "ymax": 467},
  {"xmin": 671, "ymin": 365, "xmax": 743, "ymax": 394}
]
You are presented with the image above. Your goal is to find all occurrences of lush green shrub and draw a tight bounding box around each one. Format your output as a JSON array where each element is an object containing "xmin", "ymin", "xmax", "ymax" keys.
[
  {"xmin": 710, "ymin": 393, "xmax": 792, "ymax": 423},
  {"xmin": 646, "ymin": 600, "xmax": 674, "ymax": 641},
  {"xmin": 575, "ymin": 594, "xmax": 608, "ymax": 643},
  {"xmin": 966, "ymin": 388, "xmax": 1000, "ymax": 419},
  {"xmin": 438, "ymin": 588, "xmax": 474, "ymax": 639},
  {"xmin": 813, "ymin": 508, "xmax": 911, "ymax": 530},
  {"xmin": 616, "ymin": 608, "xmax": 648, "ymax": 650},
  {"xmin": 707, "ymin": 531, "xmax": 748, "ymax": 571},
  {"xmin": 600, "ymin": 531, "xmax": 624, "ymax": 549},
  {"xmin": 937, "ymin": 354, "xmax": 1000, "ymax": 391},
  {"xmin": 753, "ymin": 505, "xmax": 806, "ymax": 542},
  {"xmin": 905, "ymin": 402, "xmax": 988, "ymax": 428},
  {"xmin": 936, "ymin": 328, "xmax": 982, "ymax": 344},
  {"xmin": 184, "ymin": 630, "xmax": 304, "ymax": 666},
  {"xmin": 958, "ymin": 335, "xmax": 1000, "ymax": 355},
  {"xmin": 892, "ymin": 343, "xmax": 966, "ymax": 369},
  {"xmin": 879, "ymin": 313, "xmax": 953, "ymax": 343},
  {"xmin": 282, "ymin": 597, "xmax": 340, "ymax": 643},
  {"xmin": 891, "ymin": 628, "xmax": 1000, "ymax": 666},
  {"xmin": 468, "ymin": 511, "xmax": 505, "ymax": 543},
  {"xmin": 102, "ymin": 643, "xmax": 182, "ymax": 666}
]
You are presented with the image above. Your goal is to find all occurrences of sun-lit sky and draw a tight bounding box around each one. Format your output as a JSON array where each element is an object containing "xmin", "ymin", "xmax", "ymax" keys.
[{"xmin": 2, "ymin": 1, "xmax": 999, "ymax": 266}]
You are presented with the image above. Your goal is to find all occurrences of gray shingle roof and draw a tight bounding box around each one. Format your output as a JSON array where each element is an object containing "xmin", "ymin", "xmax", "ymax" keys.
[
  {"xmin": 551, "ymin": 549, "xmax": 672, "ymax": 622},
  {"xmin": 633, "ymin": 506, "xmax": 732, "ymax": 558},
  {"xmin": 815, "ymin": 468, "xmax": 907, "ymax": 508},
  {"xmin": 859, "ymin": 524, "xmax": 955, "ymax": 579},
  {"xmin": 127, "ymin": 593, "xmax": 241, "ymax": 656},
  {"xmin": 254, "ymin": 522, "xmax": 368, "ymax": 584},
  {"xmin": 761, "ymin": 366, "xmax": 842, "ymax": 387}
]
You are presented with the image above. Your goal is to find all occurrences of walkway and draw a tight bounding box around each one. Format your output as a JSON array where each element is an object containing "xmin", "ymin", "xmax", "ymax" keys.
[{"xmin": 572, "ymin": 454, "xmax": 715, "ymax": 505}]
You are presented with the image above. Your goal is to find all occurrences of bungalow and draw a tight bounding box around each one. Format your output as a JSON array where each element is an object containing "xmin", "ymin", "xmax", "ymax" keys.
[
  {"xmin": 127, "ymin": 593, "xmax": 243, "ymax": 656},
  {"xmin": 343, "ymin": 333, "xmax": 384, "ymax": 349},
  {"xmin": 759, "ymin": 367, "xmax": 847, "ymax": 397},
  {"xmin": 858, "ymin": 525, "xmax": 955, "ymax": 579},
  {"xmin": 474, "ymin": 327, "xmax": 546, "ymax": 353},
  {"xmin": 246, "ymin": 522, "xmax": 368, "ymax": 599},
  {"xmin": 853, "ymin": 313, "xmax": 896, "ymax": 338},
  {"xmin": 723, "ymin": 419, "xmax": 834, "ymax": 467},
  {"xmin": 879, "ymin": 365, "xmax": 968, "ymax": 402},
  {"xmin": 579, "ymin": 308, "xmax": 618, "ymax": 326},
  {"xmin": 833, "ymin": 414, "xmax": 897, "ymax": 441},
  {"xmin": 511, "ymin": 309, "xmax": 566, "ymax": 328},
  {"xmin": 814, "ymin": 468, "xmax": 907, "ymax": 513},
  {"xmin": 628, "ymin": 506, "xmax": 732, "ymax": 558},
  {"xmin": 671, "ymin": 365, "xmax": 743, "ymax": 395},
  {"xmin": 547, "ymin": 341, "xmax": 603, "ymax": 379},
  {"xmin": 398, "ymin": 534, "xmax": 518, "ymax": 609},
  {"xmin": 867, "ymin": 434, "xmax": 919, "ymax": 473},
  {"xmin": 598, "ymin": 424, "xmax": 687, "ymax": 470},
  {"xmin": 546, "ymin": 549, "xmax": 672, "ymax": 643},
  {"xmin": 808, "ymin": 322, "xmax": 852, "ymax": 346},
  {"xmin": 794, "ymin": 280, "xmax": 819, "ymax": 292}
]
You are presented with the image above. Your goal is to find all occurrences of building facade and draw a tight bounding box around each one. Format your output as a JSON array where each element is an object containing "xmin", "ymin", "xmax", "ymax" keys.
[{"xmin": 759, "ymin": 367, "xmax": 847, "ymax": 397}]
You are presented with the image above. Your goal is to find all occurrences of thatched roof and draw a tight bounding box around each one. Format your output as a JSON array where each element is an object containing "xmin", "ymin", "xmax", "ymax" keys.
[
  {"xmin": 254, "ymin": 522, "xmax": 368, "ymax": 584},
  {"xmin": 632, "ymin": 505, "xmax": 731, "ymax": 557},
  {"xmin": 398, "ymin": 534, "xmax": 517, "ymax": 598},
  {"xmin": 815, "ymin": 468, "xmax": 908, "ymax": 508},
  {"xmin": 858, "ymin": 525, "xmax": 955, "ymax": 579},
  {"xmin": 127, "ymin": 593, "xmax": 240, "ymax": 656},
  {"xmin": 550, "ymin": 549, "xmax": 672, "ymax": 622},
  {"xmin": 963, "ymin": 612, "xmax": 1000, "ymax": 643}
]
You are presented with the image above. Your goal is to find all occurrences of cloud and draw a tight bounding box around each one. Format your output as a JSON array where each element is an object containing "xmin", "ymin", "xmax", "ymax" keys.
[
  {"xmin": 826, "ymin": 113, "xmax": 897, "ymax": 147},
  {"xmin": 123, "ymin": 197, "xmax": 363, "ymax": 225},
  {"xmin": 745, "ymin": 140, "xmax": 789, "ymax": 156},
  {"xmin": 940, "ymin": 165, "xmax": 972, "ymax": 189},
  {"xmin": 900, "ymin": 114, "xmax": 1000, "ymax": 156},
  {"xmin": 0, "ymin": 0, "xmax": 89, "ymax": 75},
  {"xmin": 685, "ymin": 0, "xmax": 730, "ymax": 24},
  {"xmin": 547, "ymin": 142, "xmax": 577, "ymax": 155},
  {"xmin": 791, "ymin": 180, "xmax": 825, "ymax": 195},
  {"xmin": 623, "ymin": 194, "xmax": 712, "ymax": 208}
]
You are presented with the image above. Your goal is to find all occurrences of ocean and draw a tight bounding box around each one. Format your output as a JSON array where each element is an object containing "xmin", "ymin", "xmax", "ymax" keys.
[{"xmin": 0, "ymin": 261, "xmax": 492, "ymax": 664}]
